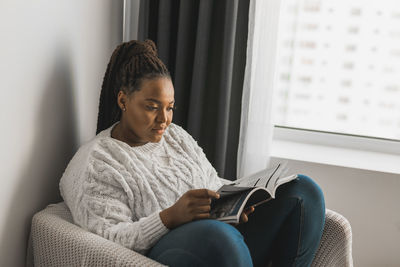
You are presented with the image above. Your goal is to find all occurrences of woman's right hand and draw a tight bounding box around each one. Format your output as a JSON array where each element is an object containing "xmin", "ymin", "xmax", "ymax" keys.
[{"xmin": 159, "ymin": 189, "xmax": 220, "ymax": 229}]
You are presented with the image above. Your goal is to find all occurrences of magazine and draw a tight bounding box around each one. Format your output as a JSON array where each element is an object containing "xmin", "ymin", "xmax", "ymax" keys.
[{"xmin": 209, "ymin": 161, "xmax": 298, "ymax": 224}]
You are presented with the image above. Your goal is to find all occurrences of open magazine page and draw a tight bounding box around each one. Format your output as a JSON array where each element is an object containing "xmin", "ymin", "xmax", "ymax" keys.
[
  {"xmin": 266, "ymin": 173, "xmax": 298, "ymax": 198},
  {"xmin": 227, "ymin": 165, "xmax": 278, "ymax": 187},
  {"xmin": 210, "ymin": 161, "xmax": 298, "ymax": 223},
  {"xmin": 210, "ymin": 187, "xmax": 274, "ymax": 223},
  {"xmin": 254, "ymin": 161, "xmax": 289, "ymax": 188},
  {"xmin": 230, "ymin": 161, "xmax": 288, "ymax": 188},
  {"xmin": 210, "ymin": 190, "xmax": 252, "ymax": 222}
]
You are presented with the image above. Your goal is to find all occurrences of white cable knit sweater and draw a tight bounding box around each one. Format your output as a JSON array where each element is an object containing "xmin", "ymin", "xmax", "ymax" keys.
[{"xmin": 59, "ymin": 123, "xmax": 224, "ymax": 254}]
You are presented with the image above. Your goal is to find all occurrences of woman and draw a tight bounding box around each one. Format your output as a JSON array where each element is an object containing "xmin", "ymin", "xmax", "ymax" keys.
[{"xmin": 60, "ymin": 39, "xmax": 325, "ymax": 267}]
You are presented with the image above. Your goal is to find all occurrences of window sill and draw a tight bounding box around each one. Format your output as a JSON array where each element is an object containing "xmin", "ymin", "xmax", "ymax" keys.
[{"xmin": 271, "ymin": 139, "xmax": 400, "ymax": 175}]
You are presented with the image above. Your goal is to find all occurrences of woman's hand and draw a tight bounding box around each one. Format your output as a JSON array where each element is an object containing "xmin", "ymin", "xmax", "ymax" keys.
[
  {"xmin": 239, "ymin": 206, "xmax": 255, "ymax": 224},
  {"xmin": 160, "ymin": 189, "xmax": 220, "ymax": 229},
  {"xmin": 228, "ymin": 206, "xmax": 255, "ymax": 227}
]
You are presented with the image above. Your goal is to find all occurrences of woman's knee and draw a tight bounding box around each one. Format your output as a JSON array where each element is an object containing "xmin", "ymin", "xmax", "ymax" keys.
[
  {"xmin": 176, "ymin": 219, "xmax": 242, "ymax": 240},
  {"xmin": 279, "ymin": 174, "xmax": 325, "ymax": 213},
  {"xmin": 187, "ymin": 220, "xmax": 252, "ymax": 266},
  {"xmin": 148, "ymin": 220, "xmax": 252, "ymax": 267},
  {"xmin": 296, "ymin": 175, "xmax": 325, "ymax": 205},
  {"xmin": 187, "ymin": 220, "xmax": 247, "ymax": 250}
]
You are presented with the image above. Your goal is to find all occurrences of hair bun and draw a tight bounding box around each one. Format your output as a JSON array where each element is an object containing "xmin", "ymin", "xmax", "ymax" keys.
[
  {"xmin": 127, "ymin": 39, "xmax": 158, "ymax": 57},
  {"xmin": 144, "ymin": 39, "xmax": 157, "ymax": 55}
]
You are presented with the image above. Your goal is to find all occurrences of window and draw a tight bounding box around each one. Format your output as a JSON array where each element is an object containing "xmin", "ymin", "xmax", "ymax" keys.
[{"xmin": 272, "ymin": 0, "xmax": 400, "ymax": 141}]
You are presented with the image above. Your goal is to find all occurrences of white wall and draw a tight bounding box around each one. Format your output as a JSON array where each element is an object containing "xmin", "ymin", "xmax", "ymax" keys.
[
  {"xmin": 1, "ymin": 1, "xmax": 398, "ymax": 266},
  {"xmin": 271, "ymin": 157, "xmax": 400, "ymax": 267},
  {"xmin": 0, "ymin": 1, "xmax": 123, "ymax": 266}
]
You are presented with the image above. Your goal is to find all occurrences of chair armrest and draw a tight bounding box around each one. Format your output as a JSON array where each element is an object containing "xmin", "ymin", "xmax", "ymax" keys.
[
  {"xmin": 31, "ymin": 202, "xmax": 165, "ymax": 267},
  {"xmin": 311, "ymin": 209, "xmax": 353, "ymax": 267}
]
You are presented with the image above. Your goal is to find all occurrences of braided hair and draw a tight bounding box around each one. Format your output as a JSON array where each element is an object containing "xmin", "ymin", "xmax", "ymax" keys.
[{"xmin": 96, "ymin": 39, "xmax": 171, "ymax": 134}]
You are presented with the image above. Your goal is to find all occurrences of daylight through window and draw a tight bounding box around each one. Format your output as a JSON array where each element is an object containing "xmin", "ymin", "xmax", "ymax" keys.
[{"xmin": 273, "ymin": 0, "xmax": 400, "ymax": 140}]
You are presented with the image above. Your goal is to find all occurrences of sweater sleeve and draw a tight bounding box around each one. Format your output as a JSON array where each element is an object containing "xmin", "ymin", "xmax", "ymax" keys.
[{"xmin": 67, "ymin": 149, "xmax": 169, "ymax": 255}]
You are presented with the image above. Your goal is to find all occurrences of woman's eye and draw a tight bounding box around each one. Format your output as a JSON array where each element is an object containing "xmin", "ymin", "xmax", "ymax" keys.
[{"xmin": 146, "ymin": 105, "xmax": 175, "ymax": 111}]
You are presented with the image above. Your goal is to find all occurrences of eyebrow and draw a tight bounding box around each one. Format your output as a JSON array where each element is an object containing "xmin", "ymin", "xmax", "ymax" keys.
[{"xmin": 144, "ymin": 98, "xmax": 175, "ymax": 104}]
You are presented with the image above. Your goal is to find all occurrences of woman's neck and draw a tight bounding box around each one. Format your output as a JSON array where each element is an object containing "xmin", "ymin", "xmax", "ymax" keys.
[{"xmin": 111, "ymin": 122, "xmax": 148, "ymax": 147}]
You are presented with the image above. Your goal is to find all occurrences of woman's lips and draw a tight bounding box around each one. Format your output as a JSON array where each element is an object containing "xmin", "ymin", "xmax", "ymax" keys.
[{"xmin": 152, "ymin": 128, "xmax": 165, "ymax": 134}]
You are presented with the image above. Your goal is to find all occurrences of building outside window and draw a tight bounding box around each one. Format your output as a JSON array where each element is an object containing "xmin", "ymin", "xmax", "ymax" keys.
[{"xmin": 273, "ymin": 0, "xmax": 400, "ymax": 141}]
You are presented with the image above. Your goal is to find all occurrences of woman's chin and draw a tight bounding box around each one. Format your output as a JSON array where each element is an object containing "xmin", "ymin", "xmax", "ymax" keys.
[{"xmin": 149, "ymin": 135, "xmax": 163, "ymax": 143}]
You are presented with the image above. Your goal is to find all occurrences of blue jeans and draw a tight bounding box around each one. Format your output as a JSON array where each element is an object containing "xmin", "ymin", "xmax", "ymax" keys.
[{"xmin": 146, "ymin": 175, "xmax": 325, "ymax": 267}]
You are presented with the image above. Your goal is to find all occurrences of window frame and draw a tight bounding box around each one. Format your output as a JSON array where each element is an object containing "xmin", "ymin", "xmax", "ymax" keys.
[
  {"xmin": 273, "ymin": 125, "xmax": 400, "ymax": 155},
  {"xmin": 271, "ymin": 126, "xmax": 400, "ymax": 174}
]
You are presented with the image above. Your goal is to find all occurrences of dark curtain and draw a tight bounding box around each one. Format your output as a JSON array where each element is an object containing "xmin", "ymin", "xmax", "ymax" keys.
[{"xmin": 138, "ymin": 0, "xmax": 249, "ymax": 180}]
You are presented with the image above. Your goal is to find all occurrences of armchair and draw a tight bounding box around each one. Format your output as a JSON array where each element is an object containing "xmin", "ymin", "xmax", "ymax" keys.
[{"xmin": 30, "ymin": 202, "xmax": 353, "ymax": 266}]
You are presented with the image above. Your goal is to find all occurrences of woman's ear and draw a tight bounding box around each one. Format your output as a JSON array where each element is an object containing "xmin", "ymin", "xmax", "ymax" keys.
[{"xmin": 117, "ymin": 90, "xmax": 128, "ymax": 111}]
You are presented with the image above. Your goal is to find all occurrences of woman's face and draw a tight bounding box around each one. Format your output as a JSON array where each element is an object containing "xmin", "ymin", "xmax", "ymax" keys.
[{"xmin": 118, "ymin": 77, "xmax": 175, "ymax": 146}]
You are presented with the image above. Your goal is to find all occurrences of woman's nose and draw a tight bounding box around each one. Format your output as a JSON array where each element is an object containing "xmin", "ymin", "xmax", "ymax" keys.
[{"xmin": 156, "ymin": 109, "xmax": 168, "ymax": 122}]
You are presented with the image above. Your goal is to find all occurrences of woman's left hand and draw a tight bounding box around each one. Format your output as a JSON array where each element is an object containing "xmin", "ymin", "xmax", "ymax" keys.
[{"xmin": 239, "ymin": 206, "xmax": 255, "ymax": 224}]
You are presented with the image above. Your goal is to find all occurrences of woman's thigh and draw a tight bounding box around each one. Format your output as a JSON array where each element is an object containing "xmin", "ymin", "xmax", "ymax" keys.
[
  {"xmin": 147, "ymin": 219, "xmax": 253, "ymax": 267},
  {"xmin": 236, "ymin": 175, "xmax": 325, "ymax": 267}
]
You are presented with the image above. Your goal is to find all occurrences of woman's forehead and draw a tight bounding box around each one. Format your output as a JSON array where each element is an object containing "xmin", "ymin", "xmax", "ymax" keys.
[{"xmin": 134, "ymin": 78, "xmax": 174, "ymax": 101}]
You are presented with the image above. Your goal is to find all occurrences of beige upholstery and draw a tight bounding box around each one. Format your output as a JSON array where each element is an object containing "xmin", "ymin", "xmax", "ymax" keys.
[
  {"xmin": 30, "ymin": 202, "xmax": 353, "ymax": 266},
  {"xmin": 311, "ymin": 209, "xmax": 353, "ymax": 267},
  {"xmin": 31, "ymin": 202, "xmax": 165, "ymax": 267}
]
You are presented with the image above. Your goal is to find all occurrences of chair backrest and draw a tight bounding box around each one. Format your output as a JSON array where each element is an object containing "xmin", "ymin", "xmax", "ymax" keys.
[{"xmin": 30, "ymin": 202, "xmax": 165, "ymax": 267}]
